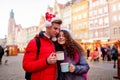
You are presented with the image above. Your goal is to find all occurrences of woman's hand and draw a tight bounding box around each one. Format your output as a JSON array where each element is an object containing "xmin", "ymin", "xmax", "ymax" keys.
[{"xmin": 69, "ymin": 63, "xmax": 75, "ymax": 72}]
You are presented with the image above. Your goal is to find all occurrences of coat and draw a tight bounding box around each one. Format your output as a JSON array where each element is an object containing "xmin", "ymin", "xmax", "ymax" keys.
[
  {"xmin": 23, "ymin": 32, "xmax": 57, "ymax": 80},
  {"xmin": 57, "ymin": 50, "xmax": 90, "ymax": 80}
]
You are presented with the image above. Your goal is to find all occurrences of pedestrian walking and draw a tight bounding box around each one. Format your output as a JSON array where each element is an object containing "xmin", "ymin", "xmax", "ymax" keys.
[
  {"xmin": 107, "ymin": 45, "xmax": 112, "ymax": 61},
  {"xmin": 55, "ymin": 27, "xmax": 90, "ymax": 80},
  {"xmin": 0, "ymin": 45, "xmax": 4, "ymax": 64},
  {"xmin": 22, "ymin": 12, "xmax": 62, "ymax": 80},
  {"xmin": 87, "ymin": 48, "xmax": 90, "ymax": 59},
  {"xmin": 101, "ymin": 45, "xmax": 107, "ymax": 61},
  {"xmin": 111, "ymin": 45, "xmax": 118, "ymax": 68}
]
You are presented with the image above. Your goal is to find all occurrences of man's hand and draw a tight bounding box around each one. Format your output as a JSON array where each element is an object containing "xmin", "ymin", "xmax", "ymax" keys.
[{"xmin": 47, "ymin": 52, "xmax": 57, "ymax": 64}]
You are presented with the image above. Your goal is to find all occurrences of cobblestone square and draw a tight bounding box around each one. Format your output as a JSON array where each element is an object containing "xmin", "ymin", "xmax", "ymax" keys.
[{"xmin": 0, "ymin": 54, "xmax": 119, "ymax": 80}]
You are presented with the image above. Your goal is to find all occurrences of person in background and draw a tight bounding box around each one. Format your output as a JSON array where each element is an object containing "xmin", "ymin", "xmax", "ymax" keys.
[
  {"xmin": 5, "ymin": 47, "xmax": 9, "ymax": 56},
  {"xmin": 111, "ymin": 45, "xmax": 118, "ymax": 68},
  {"xmin": 22, "ymin": 12, "xmax": 62, "ymax": 80},
  {"xmin": 56, "ymin": 27, "xmax": 90, "ymax": 80},
  {"xmin": 92, "ymin": 48, "xmax": 99, "ymax": 62},
  {"xmin": 86, "ymin": 48, "xmax": 90, "ymax": 59},
  {"xmin": 107, "ymin": 45, "xmax": 112, "ymax": 61},
  {"xmin": 0, "ymin": 45, "xmax": 4, "ymax": 64},
  {"xmin": 101, "ymin": 45, "xmax": 107, "ymax": 61}
]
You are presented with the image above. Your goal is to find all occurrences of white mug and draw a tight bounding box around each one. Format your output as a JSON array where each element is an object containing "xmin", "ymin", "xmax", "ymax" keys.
[{"xmin": 56, "ymin": 51, "xmax": 64, "ymax": 60}]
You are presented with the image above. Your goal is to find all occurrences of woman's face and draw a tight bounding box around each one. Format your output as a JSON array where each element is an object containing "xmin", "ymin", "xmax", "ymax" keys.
[{"xmin": 57, "ymin": 31, "xmax": 66, "ymax": 45}]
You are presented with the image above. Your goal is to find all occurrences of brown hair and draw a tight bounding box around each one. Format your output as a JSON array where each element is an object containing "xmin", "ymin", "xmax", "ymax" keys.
[
  {"xmin": 52, "ymin": 19, "xmax": 62, "ymax": 25},
  {"xmin": 57, "ymin": 30, "xmax": 84, "ymax": 60}
]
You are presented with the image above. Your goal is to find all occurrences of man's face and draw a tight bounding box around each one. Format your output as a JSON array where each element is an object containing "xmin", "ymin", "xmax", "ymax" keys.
[{"xmin": 48, "ymin": 23, "xmax": 61, "ymax": 37}]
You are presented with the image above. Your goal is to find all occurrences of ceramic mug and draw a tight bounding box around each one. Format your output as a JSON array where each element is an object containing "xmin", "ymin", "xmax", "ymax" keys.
[
  {"xmin": 60, "ymin": 62, "xmax": 69, "ymax": 72},
  {"xmin": 56, "ymin": 51, "xmax": 64, "ymax": 60}
]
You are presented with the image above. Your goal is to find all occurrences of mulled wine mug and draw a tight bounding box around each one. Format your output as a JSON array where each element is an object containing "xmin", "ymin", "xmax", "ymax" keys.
[
  {"xmin": 60, "ymin": 62, "xmax": 69, "ymax": 72},
  {"xmin": 56, "ymin": 51, "xmax": 64, "ymax": 61}
]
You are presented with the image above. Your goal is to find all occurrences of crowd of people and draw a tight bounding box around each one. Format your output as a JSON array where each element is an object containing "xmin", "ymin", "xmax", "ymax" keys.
[{"xmin": 87, "ymin": 44, "xmax": 119, "ymax": 68}]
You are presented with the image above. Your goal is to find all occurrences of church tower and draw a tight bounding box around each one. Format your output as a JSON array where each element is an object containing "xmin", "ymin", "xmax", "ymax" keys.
[{"xmin": 7, "ymin": 9, "xmax": 16, "ymax": 45}]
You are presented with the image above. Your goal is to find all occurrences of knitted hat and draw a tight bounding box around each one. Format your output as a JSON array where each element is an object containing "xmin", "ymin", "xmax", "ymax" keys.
[
  {"xmin": 45, "ymin": 12, "xmax": 61, "ymax": 27},
  {"xmin": 60, "ymin": 27, "xmax": 72, "ymax": 37}
]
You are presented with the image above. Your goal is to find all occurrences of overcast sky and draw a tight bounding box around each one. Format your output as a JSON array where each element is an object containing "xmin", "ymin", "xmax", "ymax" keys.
[{"xmin": 0, "ymin": 0, "xmax": 69, "ymax": 38}]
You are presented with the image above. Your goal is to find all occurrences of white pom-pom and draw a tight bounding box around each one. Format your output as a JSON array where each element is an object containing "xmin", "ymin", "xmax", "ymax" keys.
[
  {"xmin": 45, "ymin": 21, "xmax": 52, "ymax": 27},
  {"xmin": 51, "ymin": 37, "xmax": 57, "ymax": 41}
]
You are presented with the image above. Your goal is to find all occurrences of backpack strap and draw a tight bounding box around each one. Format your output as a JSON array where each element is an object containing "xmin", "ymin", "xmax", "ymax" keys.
[
  {"xmin": 35, "ymin": 37, "xmax": 41, "ymax": 60},
  {"xmin": 25, "ymin": 37, "xmax": 41, "ymax": 80}
]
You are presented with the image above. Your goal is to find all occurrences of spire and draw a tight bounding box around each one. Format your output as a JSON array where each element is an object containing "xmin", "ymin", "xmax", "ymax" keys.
[{"xmin": 10, "ymin": 9, "xmax": 14, "ymax": 19}]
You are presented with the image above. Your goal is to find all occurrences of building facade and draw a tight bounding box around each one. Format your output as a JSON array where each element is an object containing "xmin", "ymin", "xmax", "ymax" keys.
[{"xmin": 109, "ymin": 0, "xmax": 120, "ymax": 41}]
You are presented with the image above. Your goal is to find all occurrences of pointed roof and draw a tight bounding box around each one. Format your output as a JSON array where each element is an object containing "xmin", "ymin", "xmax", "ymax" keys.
[{"xmin": 10, "ymin": 9, "xmax": 14, "ymax": 19}]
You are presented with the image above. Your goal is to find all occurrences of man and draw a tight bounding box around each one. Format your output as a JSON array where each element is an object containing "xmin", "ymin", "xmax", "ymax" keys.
[{"xmin": 22, "ymin": 12, "xmax": 62, "ymax": 80}]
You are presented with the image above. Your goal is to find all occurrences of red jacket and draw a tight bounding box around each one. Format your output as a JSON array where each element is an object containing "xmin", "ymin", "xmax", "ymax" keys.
[{"xmin": 23, "ymin": 34, "xmax": 57, "ymax": 80}]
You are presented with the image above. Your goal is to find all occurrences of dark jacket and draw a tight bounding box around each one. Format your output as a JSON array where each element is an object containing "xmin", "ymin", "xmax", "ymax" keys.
[
  {"xmin": 0, "ymin": 46, "xmax": 4, "ymax": 58},
  {"xmin": 111, "ymin": 46, "xmax": 118, "ymax": 60}
]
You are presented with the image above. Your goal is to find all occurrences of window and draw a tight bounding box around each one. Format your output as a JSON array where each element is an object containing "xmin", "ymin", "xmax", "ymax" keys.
[
  {"xmin": 104, "ymin": 17, "xmax": 109, "ymax": 24},
  {"xmin": 119, "ymin": 27, "xmax": 120, "ymax": 33},
  {"xmin": 89, "ymin": 31, "xmax": 93, "ymax": 38},
  {"xmin": 99, "ymin": 18, "xmax": 103, "ymax": 25},
  {"xmin": 119, "ymin": 15, "xmax": 120, "ymax": 21},
  {"xmin": 104, "ymin": 6, "xmax": 108, "ymax": 13},
  {"xmin": 96, "ymin": 1, "xmax": 99, "ymax": 6},
  {"xmin": 95, "ymin": 31, "xmax": 98, "ymax": 37},
  {"xmin": 117, "ymin": 3, "xmax": 120, "ymax": 10},
  {"xmin": 89, "ymin": 11, "xmax": 93, "ymax": 17},
  {"xmin": 100, "ymin": 31, "xmax": 103, "ymax": 37},
  {"xmin": 73, "ymin": 16, "xmax": 77, "ymax": 21},
  {"xmin": 79, "ymin": 32, "xmax": 82, "ymax": 38},
  {"xmin": 83, "ymin": 13, "xmax": 87, "ymax": 18},
  {"xmin": 94, "ymin": 10, "xmax": 97, "ymax": 16},
  {"xmin": 79, "ymin": 24, "xmax": 82, "ymax": 29},
  {"xmin": 99, "ymin": 0, "xmax": 103, "ymax": 5},
  {"xmin": 114, "ymin": 28, "xmax": 117, "ymax": 34},
  {"xmin": 98, "ymin": 8, "xmax": 102, "ymax": 14},
  {"xmin": 75, "ymin": 34, "xmax": 78, "ymax": 38},
  {"xmin": 93, "ymin": 3, "xmax": 95, "ymax": 8},
  {"xmin": 84, "ymin": 32, "xmax": 87, "ymax": 38},
  {"xmin": 83, "ymin": 22, "xmax": 87, "ymax": 28},
  {"xmin": 89, "ymin": 21, "xmax": 93, "ymax": 28},
  {"xmin": 113, "ymin": 15, "xmax": 117, "ymax": 22},
  {"xmin": 89, "ymin": 3, "xmax": 93, "ymax": 10},
  {"xmin": 112, "ymin": 4, "xmax": 117, "ymax": 11},
  {"xmin": 78, "ymin": 14, "xmax": 81, "ymax": 20},
  {"xmin": 94, "ymin": 20, "xmax": 97, "ymax": 23},
  {"xmin": 104, "ymin": 30, "xmax": 109, "ymax": 37}
]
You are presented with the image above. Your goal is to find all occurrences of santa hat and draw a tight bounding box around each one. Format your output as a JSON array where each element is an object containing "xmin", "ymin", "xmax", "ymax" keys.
[
  {"xmin": 60, "ymin": 27, "xmax": 72, "ymax": 37},
  {"xmin": 45, "ymin": 12, "xmax": 60, "ymax": 27}
]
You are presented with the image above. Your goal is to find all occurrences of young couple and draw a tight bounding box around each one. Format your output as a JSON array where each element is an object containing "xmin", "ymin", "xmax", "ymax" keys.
[{"xmin": 22, "ymin": 12, "xmax": 89, "ymax": 80}]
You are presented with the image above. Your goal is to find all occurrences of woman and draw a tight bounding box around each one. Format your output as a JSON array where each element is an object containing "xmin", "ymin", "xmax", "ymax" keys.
[{"xmin": 55, "ymin": 28, "xmax": 90, "ymax": 80}]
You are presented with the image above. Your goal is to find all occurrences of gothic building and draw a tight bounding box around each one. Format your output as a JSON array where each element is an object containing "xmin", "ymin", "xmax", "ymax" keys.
[{"xmin": 7, "ymin": 9, "xmax": 16, "ymax": 45}]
